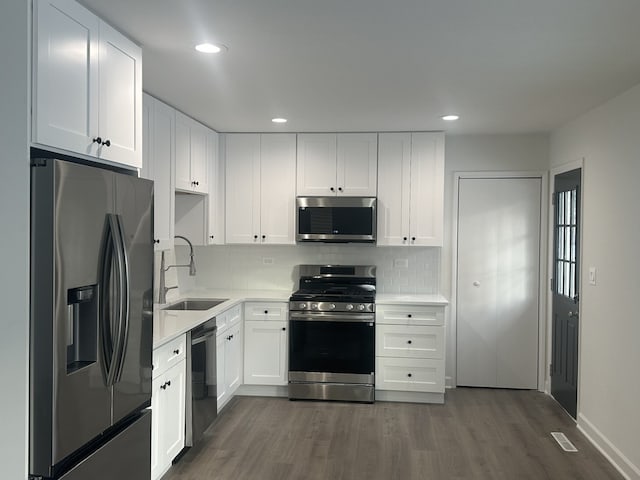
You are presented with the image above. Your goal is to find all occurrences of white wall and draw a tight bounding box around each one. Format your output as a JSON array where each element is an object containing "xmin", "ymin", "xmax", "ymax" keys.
[
  {"xmin": 441, "ymin": 134, "xmax": 550, "ymax": 385},
  {"xmin": 0, "ymin": 1, "xmax": 31, "ymax": 478},
  {"xmin": 550, "ymin": 83, "xmax": 640, "ymax": 479}
]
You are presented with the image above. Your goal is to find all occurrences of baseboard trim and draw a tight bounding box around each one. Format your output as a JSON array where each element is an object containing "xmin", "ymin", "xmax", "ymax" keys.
[
  {"xmin": 237, "ymin": 384, "xmax": 288, "ymax": 397},
  {"xmin": 577, "ymin": 413, "xmax": 640, "ymax": 480},
  {"xmin": 375, "ymin": 390, "xmax": 445, "ymax": 404}
]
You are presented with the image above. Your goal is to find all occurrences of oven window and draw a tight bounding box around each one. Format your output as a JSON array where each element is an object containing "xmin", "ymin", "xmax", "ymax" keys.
[
  {"xmin": 298, "ymin": 207, "xmax": 374, "ymax": 235},
  {"xmin": 289, "ymin": 320, "xmax": 375, "ymax": 374}
]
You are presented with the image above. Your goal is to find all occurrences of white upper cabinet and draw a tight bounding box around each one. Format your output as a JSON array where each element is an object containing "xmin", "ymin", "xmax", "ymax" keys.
[
  {"xmin": 175, "ymin": 112, "xmax": 208, "ymax": 194},
  {"xmin": 377, "ymin": 132, "xmax": 444, "ymax": 246},
  {"xmin": 206, "ymin": 130, "xmax": 224, "ymax": 244},
  {"xmin": 225, "ymin": 133, "xmax": 296, "ymax": 245},
  {"xmin": 297, "ymin": 133, "xmax": 377, "ymax": 196},
  {"xmin": 33, "ymin": 0, "xmax": 142, "ymax": 169},
  {"xmin": 141, "ymin": 94, "xmax": 175, "ymax": 251}
]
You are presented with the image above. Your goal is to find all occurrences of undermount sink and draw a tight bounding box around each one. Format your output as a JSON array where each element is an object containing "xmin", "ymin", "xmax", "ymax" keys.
[{"xmin": 162, "ymin": 298, "xmax": 227, "ymax": 311}]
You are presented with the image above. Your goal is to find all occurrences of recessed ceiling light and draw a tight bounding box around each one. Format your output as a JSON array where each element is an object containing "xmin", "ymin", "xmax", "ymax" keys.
[
  {"xmin": 195, "ymin": 43, "xmax": 222, "ymax": 53},
  {"xmin": 441, "ymin": 114, "xmax": 460, "ymax": 121},
  {"xmin": 272, "ymin": 118, "xmax": 287, "ymax": 124}
]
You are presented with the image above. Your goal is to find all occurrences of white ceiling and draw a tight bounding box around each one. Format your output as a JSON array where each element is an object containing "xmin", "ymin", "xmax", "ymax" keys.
[{"xmin": 78, "ymin": 0, "xmax": 640, "ymax": 134}]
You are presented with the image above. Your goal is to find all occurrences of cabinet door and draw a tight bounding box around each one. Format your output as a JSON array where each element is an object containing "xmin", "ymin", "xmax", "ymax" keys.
[
  {"xmin": 207, "ymin": 130, "xmax": 223, "ymax": 244},
  {"xmin": 376, "ymin": 325, "xmax": 444, "ymax": 359},
  {"xmin": 225, "ymin": 323, "xmax": 243, "ymax": 394},
  {"xmin": 174, "ymin": 112, "xmax": 192, "ymax": 191},
  {"xmin": 244, "ymin": 320, "xmax": 288, "ymax": 386},
  {"xmin": 337, "ymin": 133, "xmax": 378, "ymax": 196},
  {"xmin": 33, "ymin": 0, "xmax": 99, "ymax": 156},
  {"xmin": 141, "ymin": 95, "xmax": 175, "ymax": 251},
  {"xmin": 151, "ymin": 360, "xmax": 186, "ymax": 480},
  {"xmin": 190, "ymin": 122, "xmax": 208, "ymax": 193},
  {"xmin": 97, "ymin": 21, "xmax": 142, "ymax": 168},
  {"xmin": 225, "ymin": 134, "xmax": 261, "ymax": 244},
  {"xmin": 260, "ymin": 134, "xmax": 296, "ymax": 245},
  {"xmin": 409, "ymin": 133, "xmax": 444, "ymax": 246},
  {"xmin": 296, "ymin": 133, "xmax": 337, "ymax": 196},
  {"xmin": 377, "ymin": 133, "xmax": 411, "ymax": 245},
  {"xmin": 376, "ymin": 357, "xmax": 445, "ymax": 393},
  {"xmin": 216, "ymin": 333, "xmax": 228, "ymax": 411}
]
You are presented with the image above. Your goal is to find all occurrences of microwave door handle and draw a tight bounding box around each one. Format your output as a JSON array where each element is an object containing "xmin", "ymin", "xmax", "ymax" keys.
[{"xmin": 109, "ymin": 214, "xmax": 130, "ymax": 384}]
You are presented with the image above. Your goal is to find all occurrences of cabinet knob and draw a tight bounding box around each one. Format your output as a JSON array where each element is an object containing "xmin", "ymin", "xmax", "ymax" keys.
[
  {"xmin": 407, "ymin": 314, "xmax": 412, "ymax": 318},
  {"xmin": 154, "ymin": 239, "xmax": 160, "ymax": 244},
  {"xmin": 264, "ymin": 310, "xmax": 268, "ymax": 314},
  {"xmin": 282, "ymin": 327, "xmax": 286, "ymax": 331},
  {"xmin": 254, "ymin": 235, "xmax": 258, "ymax": 240},
  {"xmin": 102, "ymin": 139, "xmax": 111, "ymax": 147},
  {"xmin": 411, "ymin": 237, "xmax": 416, "ymax": 241},
  {"xmin": 166, "ymin": 380, "xmax": 171, "ymax": 387},
  {"xmin": 195, "ymin": 181, "xmax": 199, "ymax": 186},
  {"xmin": 210, "ymin": 235, "xmax": 214, "ymax": 239},
  {"xmin": 407, "ymin": 340, "xmax": 412, "ymax": 345},
  {"xmin": 173, "ymin": 349, "xmax": 180, "ymax": 355},
  {"xmin": 330, "ymin": 187, "xmax": 335, "ymax": 192},
  {"xmin": 92, "ymin": 137, "xmax": 102, "ymax": 144},
  {"xmin": 262, "ymin": 235, "xmax": 266, "ymax": 240},
  {"xmin": 403, "ymin": 237, "xmax": 408, "ymax": 241},
  {"xmin": 338, "ymin": 187, "xmax": 343, "ymax": 192},
  {"xmin": 407, "ymin": 373, "xmax": 412, "ymax": 378}
]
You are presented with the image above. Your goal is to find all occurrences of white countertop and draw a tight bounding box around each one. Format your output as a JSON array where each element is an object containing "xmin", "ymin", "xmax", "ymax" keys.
[
  {"xmin": 375, "ymin": 293, "xmax": 449, "ymax": 306},
  {"xmin": 153, "ymin": 289, "xmax": 291, "ymax": 349},
  {"xmin": 153, "ymin": 289, "xmax": 449, "ymax": 349}
]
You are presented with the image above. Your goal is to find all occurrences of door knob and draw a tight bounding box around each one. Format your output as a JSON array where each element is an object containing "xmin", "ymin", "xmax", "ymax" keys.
[{"xmin": 473, "ymin": 281, "xmax": 481, "ymax": 287}]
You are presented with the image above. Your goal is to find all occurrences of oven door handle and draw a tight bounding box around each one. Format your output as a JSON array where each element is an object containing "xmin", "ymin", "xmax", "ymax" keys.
[{"xmin": 289, "ymin": 312, "xmax": 375, "ymax": 322}]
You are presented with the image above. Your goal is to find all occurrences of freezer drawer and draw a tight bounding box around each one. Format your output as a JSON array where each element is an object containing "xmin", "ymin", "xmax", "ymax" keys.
[{"xmin": 59, "ymin": 411, "xmax": 151, "ymax": 480}]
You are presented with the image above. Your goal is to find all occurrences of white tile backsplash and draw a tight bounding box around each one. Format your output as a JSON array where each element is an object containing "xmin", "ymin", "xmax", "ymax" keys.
[{"xmin": 173, "ymin": 244, "xmax": 441, "ymax": 294}]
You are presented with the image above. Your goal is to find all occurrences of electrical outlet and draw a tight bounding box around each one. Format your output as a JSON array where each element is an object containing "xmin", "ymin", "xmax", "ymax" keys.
[
  {"xmin": 262, "ymin": 257, "xmax": 274, "ymax": 265},
  {"xmin": 588, "ymin": 267, "xmax": 597, "ymax": 285},
  {"xmin": 394, "ymin": 258, "xmax": 409, "ymax": 269}
]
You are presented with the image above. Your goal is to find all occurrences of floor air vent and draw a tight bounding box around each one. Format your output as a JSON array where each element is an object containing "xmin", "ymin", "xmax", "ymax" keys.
[{"xmin": 551, "ymin": 432, "xmax": 578, "ymax": 452}]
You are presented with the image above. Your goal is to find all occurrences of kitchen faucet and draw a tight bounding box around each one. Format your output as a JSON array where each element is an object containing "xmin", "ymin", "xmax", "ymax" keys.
[{"xmin": 158, "ymin": 235, "xmax": 197, "ymax": 304}]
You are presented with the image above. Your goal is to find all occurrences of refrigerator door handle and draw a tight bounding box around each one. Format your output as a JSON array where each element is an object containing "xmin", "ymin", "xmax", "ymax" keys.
[
  {"xmin": 99, "ymin": 215, "xmax": 118, "ymax": 385},
  {"xmin": 111, "ymin": 214, "xmax": 130, "ymax": 383}
]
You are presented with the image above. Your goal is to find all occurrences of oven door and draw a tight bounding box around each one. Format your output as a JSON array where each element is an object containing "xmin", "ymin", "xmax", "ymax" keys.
[{"xmin": 289, "ymin": 312, "xmax": 375, "ymax": 380}]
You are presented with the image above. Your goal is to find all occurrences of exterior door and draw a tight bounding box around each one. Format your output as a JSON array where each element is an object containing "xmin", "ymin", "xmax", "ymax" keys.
[
  {"xmin": 456, "ymin": 177, "xmax": 541, "ymax": 389},
  {"xmin": 551, "ymin": 168, "xmax": 581, "ymax": 418}
]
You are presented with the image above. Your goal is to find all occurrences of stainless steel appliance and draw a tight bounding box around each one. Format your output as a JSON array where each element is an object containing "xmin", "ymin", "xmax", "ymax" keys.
[
  {"xmin": 186, "ymin": 318, "xmax": 217, "ymax": 447},
  {"xmin": 296, "ymin": 196, "xmax": 377, "ymax": 243},
  {"xmin": 30, "ymin": 157, "xmax": 153, "ymax": 480},
  {"xmin": 288, "ymin": 265, "xmax": 376, "ymax": 402}
]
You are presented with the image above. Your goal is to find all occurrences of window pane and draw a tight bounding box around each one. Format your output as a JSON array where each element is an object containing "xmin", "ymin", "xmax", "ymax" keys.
[
  {"xmin": 558, "ymin": 226, "xmax": 564, "ymax": 260},
  {"xmin": 570, "ymin": 262, "xmax": 576, "ymax": 298},
  {"xmin": 564, "ymin": 262, "xmax": 571, "ymax": 297},
  {"xmin": 557, "ymin": 261, "xmax": 564, "ymax": 294},
  {"xmin": 565, "ymin": 191, "xmax": 571, "ymax": 227},
  {"xmin": 565, "ymin": 226, "xmax": 571, "ymax": 261},
  {"xmin": 559, "ymin": 192, "xmax": 565, "ymax": 225},
  {"xmin": 571, "ymin": 188, "xmax": 577, "ymax": 225},
  {"xmin": 571, "ymin": 226, "xmax": 576, "ymax": 262}
]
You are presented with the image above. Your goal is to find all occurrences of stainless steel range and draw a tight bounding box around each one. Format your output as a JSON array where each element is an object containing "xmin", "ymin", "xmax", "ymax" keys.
[{"xmin": 288, "ymin": 265, "xmax": 376, "ymax": 403}]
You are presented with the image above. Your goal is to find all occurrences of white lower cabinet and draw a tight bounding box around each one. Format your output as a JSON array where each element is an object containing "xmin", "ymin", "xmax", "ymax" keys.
[
  {"xmin": 375, "ymin": 304, "xmax": 445, "ymax": 396},
  {"xmin": 151, "ymin": 335, "xmax": 186, "ymax": 480},
  {"xmin": 216, "ymin": 305, "xmax": 243, "ymax": 411},
  {"xmin": 243, "ymin": 302, "xmax": 288, "ymax": 386}
]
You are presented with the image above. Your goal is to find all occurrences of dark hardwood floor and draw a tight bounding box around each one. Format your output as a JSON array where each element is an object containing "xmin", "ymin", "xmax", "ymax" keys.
[{"xmin": 163, "ymin": 388, "xmax": 622, "ymax": 480}]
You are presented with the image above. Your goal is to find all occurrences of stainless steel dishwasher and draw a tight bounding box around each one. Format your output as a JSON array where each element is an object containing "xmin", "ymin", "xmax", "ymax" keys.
[{"xmin": 186, "ymin": 318, "xmax": 217, "ymax": 447}]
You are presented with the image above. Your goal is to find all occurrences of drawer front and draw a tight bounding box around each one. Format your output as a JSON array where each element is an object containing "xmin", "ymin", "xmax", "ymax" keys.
[
  {"xmin": 376, "ymin": 325, "xmax": 444, "ymax": 359},
  {"xmin": 153, "ymin": 334, "xmax": 186, "ymax": 378},
  {"xmin": 376, "ymin": 304, "xmax": 444, "ymax": 326},
  {"xmin": 244, "ymin": 302, "xmax": 288, "ymax": 321},
  {"xmin": 376, "ymin": 357, "xmax": 444, "ymax": 393},
  {"xmin": 217, "ymin": 304, "xmax": 243, "ymax": 332}
]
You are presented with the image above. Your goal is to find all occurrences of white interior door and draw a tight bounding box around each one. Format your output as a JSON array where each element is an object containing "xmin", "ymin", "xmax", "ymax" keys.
[{"xmin": 456, "ymin": 177, "xmax": 541, "ymax": 389}]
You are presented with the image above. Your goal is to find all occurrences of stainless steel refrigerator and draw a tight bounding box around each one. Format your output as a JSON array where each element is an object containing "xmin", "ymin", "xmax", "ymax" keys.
[{"xmin": 30, "ymin": 157, "xmax": 154, "ymax": 480}]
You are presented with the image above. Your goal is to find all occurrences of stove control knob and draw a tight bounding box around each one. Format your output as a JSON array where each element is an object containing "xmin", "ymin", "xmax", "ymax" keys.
[
  {"xmin": 330, "ymin": 303, "xmax": 336, "ymax": 310},
  {"xmin": 346, "ymin": 304, "xmax": 354, "ymax": 311},
  {"xmin": 357, "ymin": 304, "xmax": 365, "ymax": 311},
  {"xmin": 311, "ymin": 303, "xmax": 318, "ymax": 310},
  {"xmin": 299, "ymin": 303, "xmax": 307, "ymax": 310}
]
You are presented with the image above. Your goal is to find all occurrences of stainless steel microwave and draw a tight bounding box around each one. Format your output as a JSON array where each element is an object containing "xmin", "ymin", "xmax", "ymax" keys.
[{"xmin": 296, "ymin": 196, "xmax": 377, "ymax": 243}]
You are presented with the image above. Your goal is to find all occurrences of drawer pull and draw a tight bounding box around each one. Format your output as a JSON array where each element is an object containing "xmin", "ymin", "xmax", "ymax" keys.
[
  {"xmin": 173, "ymin": 349, "xmax": 180, "ymax": 355},
  {"xmin": 407, "ymin": 340, "xmax": 412, "ymax": 345},
  {"xmin": 407, "ymin": 373, "xmax": 412, "ymax": 378},
  {"xmin": 264, "ymin": 310, "xmax": 268, "ymax": 314},
  {"xmin": 407, "ymin": 314, "xmax": 412, "ymax": 318}
]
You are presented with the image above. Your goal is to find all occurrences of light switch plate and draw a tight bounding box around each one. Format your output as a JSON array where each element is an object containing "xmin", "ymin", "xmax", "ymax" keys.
[{"xmin": 588, "ymin": 267, "xmax": 597, "ymax": 285}]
